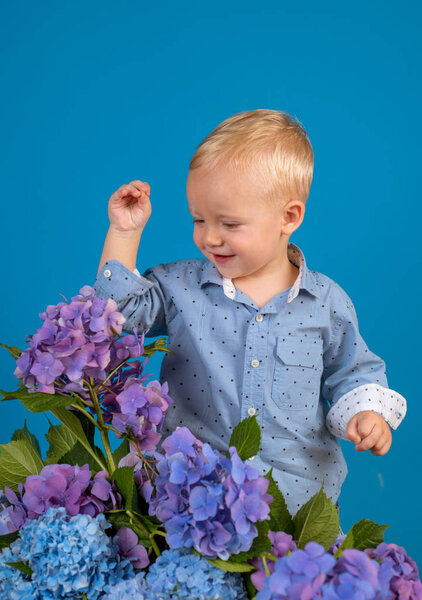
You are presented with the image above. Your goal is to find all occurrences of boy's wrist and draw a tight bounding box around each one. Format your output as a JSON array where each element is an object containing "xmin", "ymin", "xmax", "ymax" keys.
[{"xmin": 108, "ymin": 225, "xmax": 143, "ymax": 241}]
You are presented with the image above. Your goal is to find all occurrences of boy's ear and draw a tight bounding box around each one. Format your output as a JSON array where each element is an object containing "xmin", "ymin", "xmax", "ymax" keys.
[{"xmin": 280, "ymin": 199, "xmax": 305, "ymax": 234}]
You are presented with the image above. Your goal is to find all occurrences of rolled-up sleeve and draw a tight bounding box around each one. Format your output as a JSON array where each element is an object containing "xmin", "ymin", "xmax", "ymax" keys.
[
  {"xmin": 322, "ymin": 283, "xmax": 407, "ymax": 440},
  {"xmin": 93, "ymin": 260, "xmax": 174, "ymax": 337}
]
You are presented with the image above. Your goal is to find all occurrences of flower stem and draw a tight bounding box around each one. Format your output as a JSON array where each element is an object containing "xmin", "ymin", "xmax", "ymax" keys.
[
  {"xmin": 262, "ymin": 555, "xmax": 270, "ymax": 577},
  {"xmin": 126, "ymin": 510, "xmax": 161, "ymax": 557},
  {"xmin": 87, "ymin": 378, "xmax": 116, "ymax": 473}
]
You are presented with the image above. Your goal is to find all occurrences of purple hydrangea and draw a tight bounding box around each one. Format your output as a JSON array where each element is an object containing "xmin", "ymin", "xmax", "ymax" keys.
[
  {"xmin": 250, "ymin": 531, "xmax": 298, "ymax": 590},
  {"xmin": 320, "ymin": 548, "xmax": 380, "ymax": 599},
  {"xmin": 14, "ymin": 285, "xmax": 128, "ymax": 396},
  {"xmin": 256, "ymin": 541, "xmax": 337, "ymax": 599},
  {"xmin": 365, "ymin": 542, "xmax": 422, "ymax": 599},
  {"xmin": 148, "ymin": 427, "xmax": 272, "ymax": 560},
  {"xmin": 1, "ymin": 464, "xmax": 122, "ymax": 532},
  {"xmin": 113, "ymin": 526, "xmax": 150, "ymax": 569},
  {"xmin": 13, "ymin": 284, "xmax": 174, "ymax": 458}
]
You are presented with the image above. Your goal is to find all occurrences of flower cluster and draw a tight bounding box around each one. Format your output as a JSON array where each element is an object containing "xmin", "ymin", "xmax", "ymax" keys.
[
  {"xmin": 14, "ymin": 285, "xmax": 127, "ymax": 396},
  {"xmin": 256, "ymin": 541, "xmax": 336, "ymax": 599},
  {"xmin": 0, "ymin": 507, "xmax": 135, "ymax": 600},
  {"xmin": 255, "ymin": 540, "xmax": 422, "ymax": 600},
  {"xmin": 250, "ymin": 530, "xmax": 298, "ymax": 590},
  {"xmin": 13, "ymin": 283, "xmax": 174, "ymax": 463},
  {"xmin": 148, "ymin": 427, "xmax": 272, "ymax": 560},
  {"xmin": 103, "ymin": 548, "xmax": 248, "ymax": 599},
  {"xmin": 146, "ymin": 547, "xmax": 248, "ymax": 598},
  {"xmin": 0, "ymin": 464, "xmax": 121, "ymax": 532},
  {"xmin": 364, "ymin": 542, "xmax": 422, "ymax": 599}
]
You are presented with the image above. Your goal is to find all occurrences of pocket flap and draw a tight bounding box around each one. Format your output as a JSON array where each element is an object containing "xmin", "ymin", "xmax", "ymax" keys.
[{"xmin": 276, "ymin": 337, "xmax": 322, "ymax": 368}]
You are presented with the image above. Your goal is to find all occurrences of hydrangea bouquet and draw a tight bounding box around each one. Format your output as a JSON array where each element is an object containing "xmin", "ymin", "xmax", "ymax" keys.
[{"xmin": 0, "ymin": 285, "xmax": 420, "ymax": 599}]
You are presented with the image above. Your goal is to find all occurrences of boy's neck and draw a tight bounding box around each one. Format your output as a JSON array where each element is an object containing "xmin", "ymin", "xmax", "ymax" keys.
[{"xmin": 232, "ymin": 250, "xmax": 299, "ymax": 310}]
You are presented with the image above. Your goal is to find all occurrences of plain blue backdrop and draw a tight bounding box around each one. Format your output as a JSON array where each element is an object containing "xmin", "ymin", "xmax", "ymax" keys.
[{"xmin": 1, "ymin": 0, "xmax": 421, "ymax": 567}]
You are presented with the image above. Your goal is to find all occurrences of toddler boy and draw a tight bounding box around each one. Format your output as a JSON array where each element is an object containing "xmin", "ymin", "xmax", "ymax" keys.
[{"xmin": 93, "ymin": 109, "xmax": 406, "ymax": 517}]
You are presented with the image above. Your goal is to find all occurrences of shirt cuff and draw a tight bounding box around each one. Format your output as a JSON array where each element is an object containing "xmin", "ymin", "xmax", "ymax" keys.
[
  {"xmin": 93, "ymin": 259, "xmax": 154, "ymax": 300},
  {"xmin": 325, "ymin": 383, "xmax": 407, "ymax": 440}
]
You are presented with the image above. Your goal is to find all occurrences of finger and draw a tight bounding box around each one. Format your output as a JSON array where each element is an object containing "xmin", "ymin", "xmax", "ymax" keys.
[
  {"xmin": 371, "ymin": 437, "xmax": 392, "ymax": 456},
  {"xmin": 357, "ymin": 417, "xmax": 380, "ymax": 440},
  {"xmin": 129, "ymin": 180, "xmax": 150, "ymax": 194},
  {"xmin": 355, "ymin": 423, "xmax": 380, "ymax": 451},
  {"xmin": 120, "ymin": 184, "xmax": 142, "ymax": 198},
  {"xmin": 346, "ymin": 416, "xmax": 362, "ymax": 444}
]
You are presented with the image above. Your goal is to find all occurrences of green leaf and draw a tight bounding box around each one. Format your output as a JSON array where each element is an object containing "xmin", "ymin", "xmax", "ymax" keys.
[
  {"xmin": 228, "ymin": 415, "xmax": 260, "ymax": 461},
  {"xmin": 264, "ymin": 468, "xmax": 294, "ymax": 535},
  {"xmin": 205, "ymin": 557, "xmax": 255, "ymax": 572},
  {"xmin": 142, "ymin": 337, "xmax": 175, "ymax": 357},
  {"xmin": 229, "ymin": 521, "xmax": 271, "ymax": 562},
  {"xmin": 244, "ymin": 572, "xmax": 258, "ymax": 600},
  {"xmin": 0, "ymin": 343, "xmax": 21, "ymax": 359},
  {"xmin": 0, "ymin": 531, "xmax": 19, "ymax": 549},
  {"xmin": 105, "ymin": 510, "xmax": 151, "ymax": 547},
  {"xmin": 49, "ymin": 407, "xmax": 106, "ymax": 471},
  {"xmin": 11, "ymin": 420, "xmax": 42, "ymax": 459},
  {"xmin": 5, "ymin": 561, "xmax": 33, "ymax": 576},
  {"xmin": 112, "ymin": 439, "xmax": 130, "ymax": 466},
  {"xmin": 45, "ymin": 422, "xmax": 78, "ymax": 464},
  {"xmin": 58, "ymin": 442, "xmax": 107, "ymax": 475},
  {"xmin": 334, "ymin": 519, "xmax": 389, "ymax": 558},
  {"xmin": 293, "ymin": 485, "xmax": 339, "ymax": 551},
  {"xmin": 0, "ymin": 439, "xmax": 44, "ymax": 490},
  {"xmin": 0, "ymin": 387, "xmax": 73, "ymax": 413},
  {"xmin": 111, "ymin": 466, "xmax": 135, "ymax": 510}
]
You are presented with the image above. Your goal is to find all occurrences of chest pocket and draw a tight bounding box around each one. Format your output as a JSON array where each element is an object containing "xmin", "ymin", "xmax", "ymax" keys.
[{"xmin": 271, "ymin": 337, "xmax": 324, "ymax": 410}]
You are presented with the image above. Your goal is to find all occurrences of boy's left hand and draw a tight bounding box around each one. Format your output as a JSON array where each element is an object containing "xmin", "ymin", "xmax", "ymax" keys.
[{"xmin": 345, "ymin": 410, "xmax": 392, "ymax": 456}]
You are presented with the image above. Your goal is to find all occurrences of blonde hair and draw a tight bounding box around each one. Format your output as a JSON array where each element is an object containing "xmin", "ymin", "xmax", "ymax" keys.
[{"xmin": 189, "ymin": 109, "xmax": 314, "ymax": 207}]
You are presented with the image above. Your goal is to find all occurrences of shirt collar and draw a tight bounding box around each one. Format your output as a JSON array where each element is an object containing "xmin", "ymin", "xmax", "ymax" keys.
[{"xmin": 199, "ymin": 242, "xmax": 320, "ymax": 303}]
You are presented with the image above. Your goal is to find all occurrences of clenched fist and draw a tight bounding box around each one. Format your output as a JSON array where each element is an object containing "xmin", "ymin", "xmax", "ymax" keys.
[
  {"xmin": 108, "ymin": 180, "xmax": 152, "ymax": 233},
  {"xmin": 346, "ymin": 410, "xmax": 392, "ymax": 456}
]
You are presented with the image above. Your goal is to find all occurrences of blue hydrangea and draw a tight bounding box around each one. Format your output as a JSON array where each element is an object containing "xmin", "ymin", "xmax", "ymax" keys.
[
  {"xmin": 0, "ymin": 506, "xmax": 135, "ymax": 599},
  {"xmin": 146, "ymin": 547, "xmax": 248, "ymax": 599},
  {"xmin": 0, "ymin": 545, "xmax": 40, "ymax": 600},
  {"xmin": 102, "ymin": 571, "xmax": 165, "ymax": 600}
]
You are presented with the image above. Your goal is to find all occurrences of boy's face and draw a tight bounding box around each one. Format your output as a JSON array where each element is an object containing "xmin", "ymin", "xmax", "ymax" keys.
[{"xmin": 186, "ymin": 165, "xmax": 301, "ymax": 283}]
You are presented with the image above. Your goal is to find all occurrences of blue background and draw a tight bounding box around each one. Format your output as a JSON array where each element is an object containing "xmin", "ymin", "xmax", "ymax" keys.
[{"xmin": 1, "ymin": 0, "xmax": 421, "ymax": 567}]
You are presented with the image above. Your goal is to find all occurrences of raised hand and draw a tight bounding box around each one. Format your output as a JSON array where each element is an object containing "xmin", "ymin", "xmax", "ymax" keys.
[{"xmin": 108, "ymin": 180, "xmax": 152, "ymax": 233}]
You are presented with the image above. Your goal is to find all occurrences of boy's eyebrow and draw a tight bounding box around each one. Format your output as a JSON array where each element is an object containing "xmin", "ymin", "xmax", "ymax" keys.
[{"xmin": 188, "ymin": 207, "xmax": 242, "ymax": 219}]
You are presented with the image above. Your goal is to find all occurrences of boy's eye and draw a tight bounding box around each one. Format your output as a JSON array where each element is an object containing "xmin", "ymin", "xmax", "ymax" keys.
[
  {"xmin": 192, "ymin": 219, "xmax": 204, "ymax": 224},
  {"xmin": 223, "ymin": 223, "xmax": 238, "ymax": 228}
]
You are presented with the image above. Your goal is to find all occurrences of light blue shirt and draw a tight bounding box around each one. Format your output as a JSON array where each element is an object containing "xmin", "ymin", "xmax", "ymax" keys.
[{"xmin": 93, "ymin": 242, "xmax": 406, "ymax": 516}]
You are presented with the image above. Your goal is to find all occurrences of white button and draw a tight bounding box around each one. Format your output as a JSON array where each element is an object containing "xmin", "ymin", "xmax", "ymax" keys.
[
  {"xmin": 251, "ymin": 359, "xmax": 260, "ymax": 368},
  {"xmin": 255, "ymin": 314, "xmax": 263, "ymax": 322},
  {"xmin": 248, "ymin": 407, "xmax": 256, "ymax": 416},
  {"xmin": 248, "ymin": 455, "xmax": 255, "ymax": 460},
  {"xmin": 104, "ymin": 269, "xmax": 111, "ymax": 277}
]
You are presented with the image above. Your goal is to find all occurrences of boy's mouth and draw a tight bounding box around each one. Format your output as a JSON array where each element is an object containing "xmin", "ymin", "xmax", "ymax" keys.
[{"xmin": 212, "ymin": 253, "xmax": 235, "ymax": 264}]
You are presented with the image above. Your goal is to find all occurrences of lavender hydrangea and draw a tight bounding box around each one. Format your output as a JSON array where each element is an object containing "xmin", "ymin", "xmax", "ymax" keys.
[
  {"xmin": 0, "ymin": 507, "xmax": 135, "ymax": 599},
  {"xmin": 145, "ymin": 547, "xmax": 248, "ymax": 599},
  {"xmin": 13, "ymin": 284, "xmax": 174, "ymax": 464},
  {"xmin": 365, "ymin": 542, "xmax": 422, "ymax": 599},
  {"xmin": 319, "ymin": 548, "xmax": 380, "ymax": 599},
  {"xmin": 250, "ymin": 531, "xmax": 298, "ymax": 591},
  {"xmin": 148, "ymin": 427, "xmax": 272, "ymax": 560},
  {"xmin": 1, "ymin": 464, "xmax": 122, "ymax": 532},
  {"xmin": 14, "ymin": 285, "xmax": 126, "ymax": 395},
  {"xmin": 256, "ymin": 541, "xmax": 337, "ymax": 600}
]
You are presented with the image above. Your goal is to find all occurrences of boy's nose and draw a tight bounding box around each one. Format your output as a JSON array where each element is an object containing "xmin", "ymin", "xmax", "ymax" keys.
[{"xmin": 203, "ymin": 227, "xmax": 223, "ymax": 247}]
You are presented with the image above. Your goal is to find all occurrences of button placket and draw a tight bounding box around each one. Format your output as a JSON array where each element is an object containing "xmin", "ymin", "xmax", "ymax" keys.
[{"xmin": 241, "ymin": 316, "xmax": 266, "ymax": 461}]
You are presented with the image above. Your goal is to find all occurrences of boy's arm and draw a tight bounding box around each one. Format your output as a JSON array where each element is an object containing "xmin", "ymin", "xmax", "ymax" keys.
[
  {"xmin": 321, "ymin": 283, "xmax": 407, "ymax": 441},
  {"xmin": 94, "ymin": 259, "xmax": 175, "ymax": 338}
]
